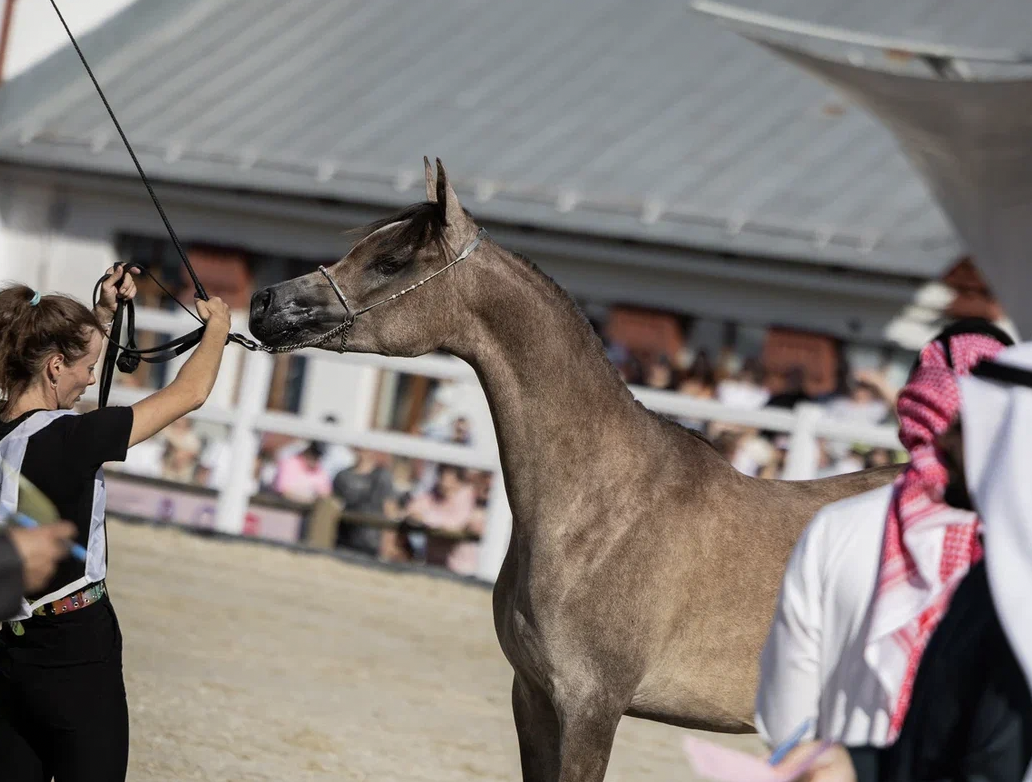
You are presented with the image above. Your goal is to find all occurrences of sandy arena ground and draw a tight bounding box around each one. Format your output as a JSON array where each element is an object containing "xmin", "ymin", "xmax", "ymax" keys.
[{"xmin": 110, "ymin": 519, "xmax": 763, "ymax": 781}]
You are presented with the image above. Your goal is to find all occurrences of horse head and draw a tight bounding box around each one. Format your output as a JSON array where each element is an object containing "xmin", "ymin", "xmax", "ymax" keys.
[{"xmin": 248, "ymin": 158, "xmax": 482, "ymax": 357}]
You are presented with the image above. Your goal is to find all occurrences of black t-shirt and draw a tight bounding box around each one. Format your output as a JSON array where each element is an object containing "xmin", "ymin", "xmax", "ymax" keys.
[{"xmin": 0, "ymin": 407, "xmax": 133, "ymax": 600}]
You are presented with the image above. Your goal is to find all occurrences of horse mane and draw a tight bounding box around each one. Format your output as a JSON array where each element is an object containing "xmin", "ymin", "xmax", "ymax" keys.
[{"xmin": 349, "ymin": 202, "xmax": 450, "ymax": 268}]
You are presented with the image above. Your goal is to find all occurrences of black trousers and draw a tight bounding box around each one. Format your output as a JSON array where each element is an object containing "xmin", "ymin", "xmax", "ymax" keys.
[{"xmin": 0, "ymin": 597, "xmax": 129, "ymax": 782}]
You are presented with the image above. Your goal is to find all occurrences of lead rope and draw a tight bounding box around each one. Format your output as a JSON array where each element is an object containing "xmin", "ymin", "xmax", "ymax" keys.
[
  {"xmin": 48, "ymin": 0, "xmax": 265, "ymax": 408},
  {"xmin": 51, "ymin": 0, "xmax": 485, "ymax": 379}
]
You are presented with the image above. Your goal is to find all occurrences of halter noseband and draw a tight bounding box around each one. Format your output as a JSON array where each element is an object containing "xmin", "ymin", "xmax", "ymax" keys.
[{"xmin": 263, "ymin": 227, "xmax": 487, "ymax": 354}]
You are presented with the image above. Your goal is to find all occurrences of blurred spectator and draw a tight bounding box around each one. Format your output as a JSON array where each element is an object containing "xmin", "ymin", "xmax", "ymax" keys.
[
  {"xmin": 333, "ymin": 448, "xmax": 398, "ymax": 556},
  {"xmin": 161, "ymin": 419, "xmax": 202, "ymax": 483},
  {"xmin": 678, "ymin": 351, "xmax": 717, "ymax": 399},
  {"xmin": 759, "ymin": 445, "xmax": 788, "ymax": 480},
  {"xmin": 865, "ymin": 447, "xmax": 896, "ymax": 469},
  {"xmin": 766, "ymin": 366, "xmax": 815, "ymax": 410},
  {"xmin": 825, "ymin": 375, "xmax": 891, "ymax": 427},
  {"xmin": 816, "ymin": 442, "xmax": 866, "ymax": 478},
  {"xmin": 716, "ymin": 357, "xmax": 770, "ymax": 410},
  {"xmin": 319, "ymin": 414, "xmax": 357, "ymax": 476},
  {"xmin": 414, "ymin": 413, "xmax": 476, "ymax": 495},
  {"xmin": 404, "ymin": 465, "xmax": 480, "ymax": 576},
  {"xmin": 275, "ymin": 414, "xmax": 355, "ymax": 479},
  {"xmin": 196, "ymin": 435, "xmax": 264, "ymax": 495},
  {"xmin": 674, "ymin": 352, "xmax": 717, "ymax": 431},
  {"xmin": 256, "ymin": 445, "xmax": 279, "ymax": 493},
  {"xmin": 274, "ymin": 442, "xmax": 332, "ymax": 504},
  {"xmin": 645, "ymin": 355, "xmax": 678, "ymax": 391},
  {"xmin": 451, "ymin": 416, "xmax": 472, "ymax": 446},
  {"xmin": 420, "ymin": 381, "xmax": 462, "ymax": 442},
  {"xmin": 121, "ymin": 437, "xmax": 164, "ymax": 478},
  {"xmin": 390, "ymin": 457, "xmax": 417, "ymax": 501},
  {"xmin": 732, "ymin": 431, "xmax": 776, "ymax": 477}
]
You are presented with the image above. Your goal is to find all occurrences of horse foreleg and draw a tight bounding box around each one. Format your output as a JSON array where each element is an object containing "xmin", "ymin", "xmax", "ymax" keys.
[
  {"xmin": 513, "ymin": 675, "xmax": 561, "ymax": 782},
  {"xmin": 556, "ymin": 703, "xmax": 622, "ymax": 782}
]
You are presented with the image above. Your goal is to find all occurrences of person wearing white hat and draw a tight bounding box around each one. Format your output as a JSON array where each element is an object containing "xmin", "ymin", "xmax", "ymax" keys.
[{"xmin": 777, "ymin": 342, "xmax": 1032, "ymax": 782}]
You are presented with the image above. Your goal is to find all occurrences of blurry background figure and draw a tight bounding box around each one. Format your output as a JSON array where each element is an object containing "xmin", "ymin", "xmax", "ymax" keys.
[
  {"xmin": 716, "ymin": 357, "xmax": 770, "ymax": 410},
  {"xmin": 865, "ymin": 447, "xmax": 897, "ymax": 469},
  {"xmin": 317, "ymin": 413, "xmax": 356, "ymax": 477},
  {"xmin": 274, "ymin": 414, "xmax": 355, "ymax": 481},
  {"xmin": 645, "ymin": 355, "xmax": 678, "ymax": 391},
  {"xmin": 419, "ymin": 381, "xmax": 463, "ymax": 443},
  {"xmin": 161, "ymin": 418, "xmax": 202, "ymax": 483},
  {"xmin": 332, "ymin": 448, "xmax": 398, "ymax": 556},
  {"xmin": 121, "ymin": 436, "xmax": 164, "ymax": 479},
  {"xmin": 826, "ymin": 375, "xmax": 891, "ymax": 426},
  {"xmin": 816, "ymin": 442, "xmax": 867, "ymax": 478},
  {"xmin": 401, "ymin": 465, "xmax": 481, "ymax": 576},
  {"xmin": 767, "ymin": 366, "xmax": 815, "ymax": 410},
  {"xmin": 678, "ymin": 351, "xmax": 717, "ymax": 400},
  {"xmin": 274, "ymin": 442, "xmax": 332, "ymax": 505},
  {"xmin": 451, "ymin": 416, "xmax": 472, "ymax": 446}
]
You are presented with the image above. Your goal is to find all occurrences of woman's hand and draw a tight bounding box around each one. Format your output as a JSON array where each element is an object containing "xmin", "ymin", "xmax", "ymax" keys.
[
  {"xmin": 195, "ymin": 297, "xmax": 232, "ymax": 333},
  {"xmin": 776, "ymin": 743, "xmax": 857, "ymax": 782},
  {"xmin": 95, "ymin": 265, "xmax": 139, "ymax": 323}
]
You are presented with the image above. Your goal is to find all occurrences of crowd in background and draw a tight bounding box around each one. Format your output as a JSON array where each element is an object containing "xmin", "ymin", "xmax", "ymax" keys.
[
  {"xmin": 111, "ymin": 406, "xmax": 490, "ymax": 577},
  {"xmin": 603, "ymin": 333, "xmax": 907, "ymax": 479}
]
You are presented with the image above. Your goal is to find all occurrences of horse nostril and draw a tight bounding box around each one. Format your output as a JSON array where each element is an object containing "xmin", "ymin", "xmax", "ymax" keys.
[{"xmin": 251, "ymin": 287, "xmax": 274, "ymax": 318}]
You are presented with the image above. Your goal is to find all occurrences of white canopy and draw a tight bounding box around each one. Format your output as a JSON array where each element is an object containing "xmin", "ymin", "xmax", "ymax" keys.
[{"xmin": 694, "ymin": 0, "xmax": 1032, "ymax": 336}]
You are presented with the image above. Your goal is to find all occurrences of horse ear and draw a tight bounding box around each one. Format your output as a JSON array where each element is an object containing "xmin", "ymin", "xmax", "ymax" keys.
[
  {"xmin": 424, "ymin": 156, "xmax": 436, "ymax": 203},
  {"xmin": 435, "ymin": 158, "xmax": 463, "ymax": 226}
]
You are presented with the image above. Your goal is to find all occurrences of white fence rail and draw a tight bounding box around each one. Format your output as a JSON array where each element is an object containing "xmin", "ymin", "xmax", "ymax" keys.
[{"xmin": 90, "ymin": 307, "xmax": 903, "ymax": 582}]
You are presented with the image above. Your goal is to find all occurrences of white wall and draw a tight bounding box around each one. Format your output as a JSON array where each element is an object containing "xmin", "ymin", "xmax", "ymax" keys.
[
  {"xmin": 0, "ymin": 178, "xmax": 114, "ymax": 298},
  {"xmin": 3, "ymin": 0, "xmax": 136, "ymax": 81}
]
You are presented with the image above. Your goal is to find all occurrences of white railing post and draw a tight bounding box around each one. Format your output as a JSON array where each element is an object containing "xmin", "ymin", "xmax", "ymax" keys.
[
  {"xmin": 781, "ymin": 402, "xmax": 824, "ymax": 481},
  {"xmin": 214, "ymin": 349, "xmax": 274, "ymax": 534},
  {"xmin": 476, "ymin": 473, "xmax": 511, "ymax": 582}
]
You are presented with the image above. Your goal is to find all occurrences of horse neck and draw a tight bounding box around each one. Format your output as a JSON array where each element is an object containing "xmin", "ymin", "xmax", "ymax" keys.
[{"xmin": 445, "ymin": 244, "xmax": 648, "ymax": 528}]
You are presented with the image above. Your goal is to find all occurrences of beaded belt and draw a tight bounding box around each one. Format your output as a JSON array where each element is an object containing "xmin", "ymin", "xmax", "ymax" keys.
[
  {"xmin": 4, "ymin": 581, "xmax": 107, "ymax": 637},
  {"xmin": 31, "ymin": 580, "xmax": 107, "ymax": 618}
]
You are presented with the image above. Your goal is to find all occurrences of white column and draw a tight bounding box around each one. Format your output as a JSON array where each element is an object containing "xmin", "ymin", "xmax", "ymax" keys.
[
  {"xmin": 476, "ymin": 474, "xmax": 511, "ymax": 583},
  {"xmin": 781, "ymin": 402, "xmax": 823, "ymax": 481},
  {"xmin": 214, "ymin": 348, "xmax": 274, "ymax": 534},
  {"xmin": 351, "ymin": 366, "xmax": 380, "ymax": 431}
]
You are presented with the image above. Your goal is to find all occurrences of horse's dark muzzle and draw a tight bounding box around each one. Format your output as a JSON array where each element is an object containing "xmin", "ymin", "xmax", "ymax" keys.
[{"xmin": 248, "ymin": 287, "xmax": 275, "ymax": 336}]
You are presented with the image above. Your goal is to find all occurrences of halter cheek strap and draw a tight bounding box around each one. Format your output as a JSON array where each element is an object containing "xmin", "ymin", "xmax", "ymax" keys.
[
  {"xmin": 268, "ymin": 227, "xmax": 487, "ymax": 354},
  {"xmin": 317, "ymin": 265, "xmax": 354, "ymax": 318}
]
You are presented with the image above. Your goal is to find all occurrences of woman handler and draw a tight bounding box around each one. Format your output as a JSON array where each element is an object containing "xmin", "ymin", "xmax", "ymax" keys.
[{"xmin": 0, "ymin": 268, "xmax": 231, "ymax": 782}]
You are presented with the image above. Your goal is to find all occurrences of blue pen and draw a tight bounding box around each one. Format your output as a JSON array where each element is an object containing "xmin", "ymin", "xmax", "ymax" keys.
[
  {"xmin": 768, "ymin": 718, "xmax": 814, "ymax": 766},
  {"xmin": 8, "ymin": 513, "xmax": 87, "ymax": 562}
]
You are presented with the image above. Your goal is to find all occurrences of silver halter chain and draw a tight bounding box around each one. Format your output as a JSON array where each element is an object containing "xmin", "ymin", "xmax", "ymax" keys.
[{"xmin": 259, "ymin": 227, "xmax": 487, "ymax": 354}]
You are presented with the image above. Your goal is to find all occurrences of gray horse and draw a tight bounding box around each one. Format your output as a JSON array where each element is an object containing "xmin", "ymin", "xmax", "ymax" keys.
[{"xmin": 249, "ymin": 159, "xmax": 899, "ymax": 782}]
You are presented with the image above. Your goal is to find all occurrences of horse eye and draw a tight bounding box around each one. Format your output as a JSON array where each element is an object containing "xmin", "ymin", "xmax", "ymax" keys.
[{"xmin": 374, "ymin": 255, "xmax": 406, "ymax": 277}]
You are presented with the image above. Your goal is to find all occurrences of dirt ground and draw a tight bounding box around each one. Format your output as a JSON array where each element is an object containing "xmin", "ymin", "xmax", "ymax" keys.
[{"xmin": 110, "ymin": 519, "xmax": 763, "ymax": 781}]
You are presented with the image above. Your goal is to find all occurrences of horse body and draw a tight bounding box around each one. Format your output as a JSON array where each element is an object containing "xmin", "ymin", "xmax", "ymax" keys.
[{"xmin": 249, "ymin": 158, "xmax": 900, "ymax": 781}]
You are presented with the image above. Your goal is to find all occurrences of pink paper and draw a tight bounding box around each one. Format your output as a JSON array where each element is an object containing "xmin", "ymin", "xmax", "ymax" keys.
[{"xmin": 682, "ymin": 735, "xmax": 827, "ymax": 782}]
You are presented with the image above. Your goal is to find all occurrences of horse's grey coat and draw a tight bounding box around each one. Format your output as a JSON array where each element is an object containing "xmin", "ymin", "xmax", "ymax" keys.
[{"xmin": 249, "ymin": 159, "xmax": 900, "ymax": 781}]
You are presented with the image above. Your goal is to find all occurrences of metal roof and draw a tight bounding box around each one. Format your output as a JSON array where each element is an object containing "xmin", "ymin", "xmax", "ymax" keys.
[{"xmin": 3, "ymin": 0, "xmax": 1024, "ymax": 277}]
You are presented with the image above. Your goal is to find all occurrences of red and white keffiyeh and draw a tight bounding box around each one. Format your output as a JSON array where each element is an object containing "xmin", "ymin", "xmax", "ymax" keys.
[{"xmin": 864, "ymin": 332, "xmax": 1009, "ymax": 740}]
